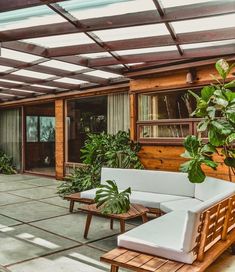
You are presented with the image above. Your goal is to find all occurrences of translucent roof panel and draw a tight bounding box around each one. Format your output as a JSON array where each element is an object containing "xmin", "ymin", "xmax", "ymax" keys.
[
  {"xmin": 62, "ymin": 0, "xmax": 155, "ymax": 20},
  {"xmin": 85, "ymin": 70, "xmax": 121, "ymax": 78},
  {"xmin": 182, "ymin": 39, "xmax": 235, "ymax": 50},
  {"xmin": 0, "ymin": 5, "xmax": 66, "ymax": 31},
  {"xmin": 40, "ymin": 60, "xmax": 85, "ymax": 71},
  {"xmin": 12, "ymin": 70, "xmax": 54, "ymax": 79},
  {"xmin": 55, "ymin": 78, "xmax": 88, "ymax": 84},
  {"xmin": 11, "ymin": 88, "xmax": 35, "ymax": 93},
  {"xmin": 173, "ymin": 14, "xmax": 235, "ymax": 34},
  {"xmin": 116, "ymin": 46, "xmax": 178, "ymax": 56},
  {"xmin": 80, "ymin": 52, "xmax": 112, "ymax": 59},
  {"xmin": 1, "ymin": 48, "xmax": 41, "ymax": 62},
  {"xmin": 32, "ymin": 84, "xmax": 56, "ymax": 89},
  {"xmin": 94, "ymin": 24, "xmax": 169, "ymax": 41},
  {"xmin": 24, "ymin": 33, "xmax": 94, "ymax": 48},
  {"xmin": 0, "ymin": 65, "xmax": 14, "ymax": 72},
  {"xmin": 161, "ymin": 0, "xmax": 216, "ymax": 8}
]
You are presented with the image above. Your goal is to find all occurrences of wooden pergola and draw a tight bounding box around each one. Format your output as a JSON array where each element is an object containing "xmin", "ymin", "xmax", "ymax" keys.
[{"xmin": 0, "ymin": 0, "xmax": 234, "ymax": 102}]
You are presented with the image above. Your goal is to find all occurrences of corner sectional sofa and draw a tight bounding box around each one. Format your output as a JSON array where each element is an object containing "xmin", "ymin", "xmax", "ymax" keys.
[{"xmin": 79, "ymin": 167, "xmax": 235, "ymax": 264}]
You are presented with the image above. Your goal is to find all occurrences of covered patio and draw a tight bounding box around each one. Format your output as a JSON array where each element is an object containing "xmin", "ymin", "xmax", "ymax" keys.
[{"xmin": 1, "ymin": 0, "xmax": 235, "ymax": 271}]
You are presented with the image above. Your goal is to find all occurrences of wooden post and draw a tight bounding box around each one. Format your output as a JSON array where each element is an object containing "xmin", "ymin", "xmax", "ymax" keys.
[
  {"xmin": 55, "ymin": 99, "xmax": 65, "ymax": 180},
  {"xmin": 130, "ymin": 93, "xmax": 137, "ymax": 141}
]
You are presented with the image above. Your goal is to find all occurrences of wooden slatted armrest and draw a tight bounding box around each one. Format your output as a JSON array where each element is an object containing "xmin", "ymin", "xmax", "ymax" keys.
[{"xmin": 64, "ymin": 192, "xmax": 94, "ymax": 212}]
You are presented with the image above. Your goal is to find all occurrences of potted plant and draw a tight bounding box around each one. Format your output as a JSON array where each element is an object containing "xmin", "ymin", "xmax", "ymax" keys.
[{"xmin": 180, "ymin": 59, "xmax": 235, "ymax": 183}]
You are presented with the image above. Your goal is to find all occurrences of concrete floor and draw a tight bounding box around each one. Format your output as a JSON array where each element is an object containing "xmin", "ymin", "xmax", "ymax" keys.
[{"xmin": 0, "ymin": 174, "xmax": 235, "ymax": 272}]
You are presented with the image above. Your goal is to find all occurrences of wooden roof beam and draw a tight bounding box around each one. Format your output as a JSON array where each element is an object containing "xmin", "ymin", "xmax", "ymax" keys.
[
  {"xmin": 46, "ymin": 27, "xmax": 235, "ymax": 56},
  {"xmin": 87, "ymin": 44, "xmax": 235, "ymax": 66},
  {"xmin": 0, "ymin": 1, "xmax": 234, "ymax": 41}
]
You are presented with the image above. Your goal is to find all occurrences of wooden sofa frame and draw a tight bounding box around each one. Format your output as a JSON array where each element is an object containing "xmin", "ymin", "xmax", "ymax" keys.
[{"xmin": 101, "ymin": 195, "xmax": 235, "ymax": 272}]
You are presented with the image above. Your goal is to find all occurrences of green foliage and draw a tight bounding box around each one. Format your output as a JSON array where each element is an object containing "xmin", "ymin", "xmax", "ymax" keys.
[
  {"xmin": 180, "ymin": 59, "xmax": 235, "ymax": 183},
  {"xmin": 57, "ymin": 131, "xmax": 143, "ymax": 197},
  {"xmin": 95, "ymin": 180, "xmax": 131, "ymax": 214},
  {"xmin": 57, "ymin": 165, "xmax": 100, "ymax": 197},
  {"xmin": 0, "ymin": 150, "xmax": 17, "ymax": 175}
]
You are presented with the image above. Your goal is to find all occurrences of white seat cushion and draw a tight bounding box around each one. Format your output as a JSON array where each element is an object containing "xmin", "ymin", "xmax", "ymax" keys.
[
  {"xmin": 195, "ymin": 177, "xmax": 235, "ymax": 201},
  {"xmin": 160, "ymin": 198, "xmax": 203, "ymax": 213},
  {"xmin": 101, "ymin": 168, "xmax": 195, "ymax": 197},
  {"xmin": 80, "ymin": 189, "xmax": 188, "ymax": 209},
  {"xmin": 118, "ymin": 211, "xmax": 196, "ymax": 264},
  {"xmin": 129, "ymin": 191, "xmax": 188, "ymax": 209}
]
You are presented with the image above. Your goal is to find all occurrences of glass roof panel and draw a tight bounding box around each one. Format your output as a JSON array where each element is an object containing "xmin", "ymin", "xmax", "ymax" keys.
[
  {"xmin": 24, "ymin": 33, "xmax": 94, "ymax": 48},
  {"xmin": 0, "ymin": 65, "xmax": 14, "ymax": 72},
  {"xmin": 0, "ymin": 5, "xmax": 66, "ymax": 31},
  {"xmin": 1, "ymin": 48, "xmax": 41, "ymax": 62},
  {"xmin": 62, "ymin": 0, "xmax": 155, "ymax": 19},
  {"xmin": 80, "ymin": 52, "xmax": 112, "ymax": 59},
  {"xmin": 85, "ymin": 70, "xmax": 121, "ymax": 78},
  {"xmin": 94, "ymin": 24, "xmax": 169, "ymax": 41},
  {"xmin": 32, "ymin": 84, "xmax": 56, "ymax": 89},
  {"xmin": 40, "ymin": 60, "xmax": 85, "ymax": 71},
  {"xmin": 173, "ymin": 14, "xmax": 235, "ymax": 34},
  {"xmin": 55, "ymin": 78, "xmax": 88, "ymax": 84},
  {"xmin": 161, "ymin": 0, "xmax": 216, "ymax": 8},
  {"xmin": 182, "ymin": 39, "xmax": 235, "ymax": 50},
  {"xmin": 12, "ymin": 70, "xmax": 53, "ymax": 79},
  {"xmin": 116, "ymin": 46, "xmax": 177, "ymax": 56},
  {"xmin": 11, "ymin": 88, "xmax": 34, "ymax": 93}
]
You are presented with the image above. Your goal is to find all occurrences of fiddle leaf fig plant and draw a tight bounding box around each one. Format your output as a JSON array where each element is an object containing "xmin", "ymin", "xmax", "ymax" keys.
[
  {"xmin": 180, "ymin": 59, "xmax": 235, "ymax": 183},
  {"xmin": 95, "ymin": 180, "xmax": 131, "ymax": 214}
]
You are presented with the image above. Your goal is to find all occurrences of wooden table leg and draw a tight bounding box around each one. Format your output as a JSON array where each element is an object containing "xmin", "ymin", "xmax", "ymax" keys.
[
  {"xmin": 142, "ymin": 213, "xmax": 148, "ymax": 223},
  {"xmin": 111, "ymin": 264, "xmax": 119, "ymax": 272},
  {"xmin": 84, "ymin": 213, "xmax": 92, "ymax": 239},
  {"xmin": 69, "ymin": 200, "xmax": 75, "ymax": 213},
  {"xmin": 110, "ymin": 218, "xmax": 114, "ymax": 230},
  {"xmin": 120, "ymin": 219, "xmax": 125, "ymax": 233}
]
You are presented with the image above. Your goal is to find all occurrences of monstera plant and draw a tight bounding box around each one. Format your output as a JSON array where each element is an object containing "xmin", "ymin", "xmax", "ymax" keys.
[
  {"xmin": 180, "ymin": 59, "xmax": 235, "ymax": 183},
  {"xmin": 95, "ymin": 180, "xmax": 131, "ymax": 214}
]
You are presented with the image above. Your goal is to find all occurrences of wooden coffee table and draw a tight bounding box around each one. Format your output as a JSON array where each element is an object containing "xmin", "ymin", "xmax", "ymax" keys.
[{"xmin": 79, "ymin": 203, "xmax": 149, "ymax": 238}]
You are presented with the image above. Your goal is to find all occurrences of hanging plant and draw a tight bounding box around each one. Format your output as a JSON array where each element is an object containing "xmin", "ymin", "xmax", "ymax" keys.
[
  {"xmin": 95, "ymin": 180, "xmax": 131, "ymax": 214},
  {"xmin": 180, "ymin": 59, "xmax": 235, "ymax": 183}
]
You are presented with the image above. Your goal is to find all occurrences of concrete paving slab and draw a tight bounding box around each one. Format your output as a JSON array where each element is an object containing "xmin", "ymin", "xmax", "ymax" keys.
[
  {"xmin": 0, "ymin": 193, "xmax": 29, "ymax": 206},
  {"xmin": 0, "ymin": 224, "xmax": 80, "ymax": 266},
  {"xmin": 10, "ymin": 187, "xmax": 57, "ymax": 200},
  {"xmin": 0, "ymin": 201, "xmax": 68, "ymax": 223}
]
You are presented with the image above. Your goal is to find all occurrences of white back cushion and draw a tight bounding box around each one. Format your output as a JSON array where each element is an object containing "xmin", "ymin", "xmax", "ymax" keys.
[
  {"xmin": 183, "ymin": 190, "xmax": 235, "ymax": 252},
  {"xmin": 101, "ymin": 168, "xmax": 195, "ymax": 197},
  {"xmin": 195, "ymin": 177, "xmax": 235, "ymax": 201}
]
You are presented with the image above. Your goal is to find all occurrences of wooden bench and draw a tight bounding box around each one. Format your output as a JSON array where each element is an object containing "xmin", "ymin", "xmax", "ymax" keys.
[{"xmin": 101, "ymin": 196, "xmax": 235, "ymax": 272}]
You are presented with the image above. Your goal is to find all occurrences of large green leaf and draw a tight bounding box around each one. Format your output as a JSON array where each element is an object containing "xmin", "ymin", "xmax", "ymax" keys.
[
  {"xmin": 215, "ymin": 59, "xmax": 230, "ymax": 80},
  {"xmin": 95, "ymin": 180, "xmax": 131, "ymax": 214},
  {"xmin": 226, "ymin": 133, "xmax": 235, "ymax": 144},
  {"xmin": 208, "ymin": 127, "xmax": 225, "ymax": 146},
  {"xmin": 201, "ymin": 86, "xmax": 215, "ymax": 102},
  {"xmin": 183, "ymin": 135, "xmax": 200, "ymax": 156},
  {"xmin": 188, "ymin": 161, "xmax": 206, "ymax": 183}
]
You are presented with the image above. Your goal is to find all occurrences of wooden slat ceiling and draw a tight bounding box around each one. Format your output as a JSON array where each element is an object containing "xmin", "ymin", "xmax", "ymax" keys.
[{"xmin": 0, "ymin": 0, "xmax": 235, "ymax": 102}]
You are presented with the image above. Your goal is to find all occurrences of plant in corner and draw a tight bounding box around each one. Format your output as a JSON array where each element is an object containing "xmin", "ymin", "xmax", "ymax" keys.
[
  {"xmin": 180, "ymin": 59, "xmax": 235, "ymax": 183},
  {"xmin": 0, "ymin": 150, "xmax": 17, "ymax": 175},
  {"xmin": 95, "ymin": 180, "xmax": 131, "ymax": 214},
  {"xmin": 57, "ymin": 131, "xmax": 143, "ymax": 197}
]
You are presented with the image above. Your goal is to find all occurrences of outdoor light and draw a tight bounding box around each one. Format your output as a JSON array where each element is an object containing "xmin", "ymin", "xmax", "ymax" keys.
[{"xmin": 186, "ymin": 68, "xmax": 197, "ymax": 84}]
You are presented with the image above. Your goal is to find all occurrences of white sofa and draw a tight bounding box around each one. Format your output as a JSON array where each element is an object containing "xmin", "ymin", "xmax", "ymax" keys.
[{"xmin": 80, "ymin": 167, "xmax": 235, "ymax": 264}]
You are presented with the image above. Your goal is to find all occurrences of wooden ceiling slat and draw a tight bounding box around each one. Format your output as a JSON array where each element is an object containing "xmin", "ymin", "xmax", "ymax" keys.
[
  {"xmin": 87, "ymin": 44, "xmax": 235, "ymax": 66},
  {"xmin": 0, "ymin": 1, "xmax": 234, "ymax": 42},
  {"xmin": 0, "ymin": 88, "xmax": 34, "ymax": 97},
  {"xmin": 44, "ymin": 26, "xmax": 235, "ymax": 57}
]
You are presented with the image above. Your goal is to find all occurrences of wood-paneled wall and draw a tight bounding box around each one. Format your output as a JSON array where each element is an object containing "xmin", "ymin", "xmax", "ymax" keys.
[{"xmin": 131, "ymin": 62, "xmax": 235, "ymax": 182}]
